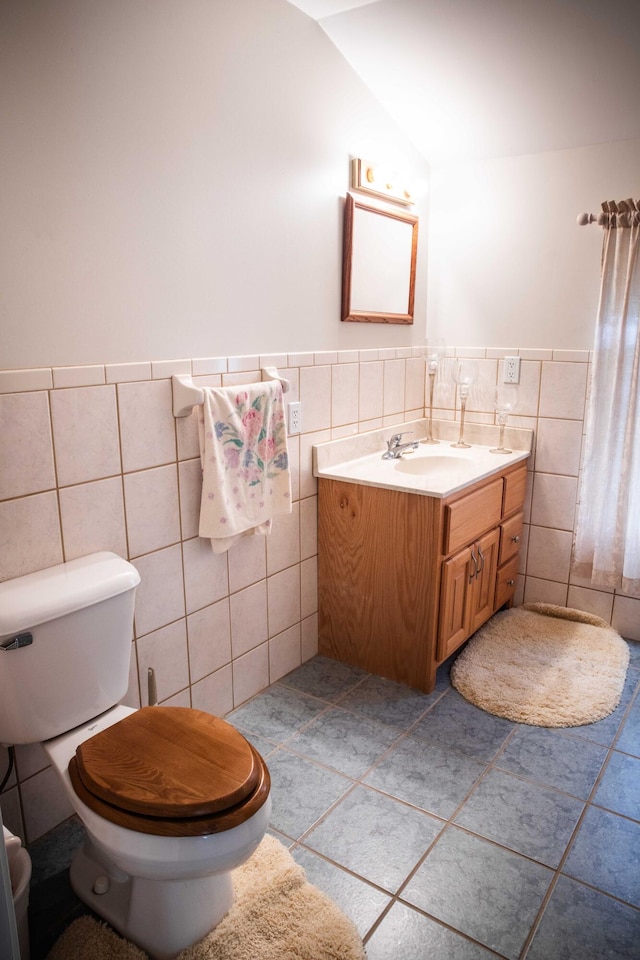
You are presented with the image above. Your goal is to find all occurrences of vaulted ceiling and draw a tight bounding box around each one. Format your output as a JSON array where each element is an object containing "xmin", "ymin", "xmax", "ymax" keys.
[{"xmin": 288, "ymin": 0, "xmax": 640, "ymax": 164}]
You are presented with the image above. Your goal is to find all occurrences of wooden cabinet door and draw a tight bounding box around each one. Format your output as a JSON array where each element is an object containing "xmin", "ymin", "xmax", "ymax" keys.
[
  {"xmin": 438, "ymin": 546, "xmax": 472, "ymax": 660},
  {"xmin": 469, "ymin": 527, "xmax": 500, "ymax": 634}
]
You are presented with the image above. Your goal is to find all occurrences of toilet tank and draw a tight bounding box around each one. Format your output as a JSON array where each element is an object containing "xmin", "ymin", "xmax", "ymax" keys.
[{"xmin": 0, "ymin": 553, "xmax": 140, "ymax": 746}]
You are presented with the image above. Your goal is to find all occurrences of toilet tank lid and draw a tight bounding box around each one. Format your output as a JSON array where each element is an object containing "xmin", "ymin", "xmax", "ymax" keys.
[{"xmin": 0, "ymin": 553, "xmax": 141, "ymax": 637}]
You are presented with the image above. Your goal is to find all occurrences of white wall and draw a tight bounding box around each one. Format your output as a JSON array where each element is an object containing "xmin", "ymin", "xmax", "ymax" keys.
[
  {"xmin": 426, "ymin": 137, "xmax": 640, "ymax": 349},
  {"xmin": 0, "ymin": 0, "xmax": 429, "ymax": 369}
]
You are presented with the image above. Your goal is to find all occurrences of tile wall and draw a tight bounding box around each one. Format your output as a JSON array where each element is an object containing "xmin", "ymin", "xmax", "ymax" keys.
[{"xmin": 1, "ymin": 345, "xmax": 639, "ymax": 843}]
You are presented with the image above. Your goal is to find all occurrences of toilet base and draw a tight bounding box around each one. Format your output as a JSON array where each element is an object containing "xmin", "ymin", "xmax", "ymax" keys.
[{"xmin": 69, "ymin": 837, "xmax": 234, "ymax": 960}]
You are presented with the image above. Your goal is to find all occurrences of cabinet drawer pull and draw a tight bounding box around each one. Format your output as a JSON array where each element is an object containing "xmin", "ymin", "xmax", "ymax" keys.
[
  {"xmin": 510, "ymin": 535, "xmax": 520, "ymax": 543},
  {"xmin": 506, "ymin": 578, "xmax": 515, "ymax": 587},
  {"xmin": 469, "ymin": 547, "xmax": 477, "ymax": 584}
]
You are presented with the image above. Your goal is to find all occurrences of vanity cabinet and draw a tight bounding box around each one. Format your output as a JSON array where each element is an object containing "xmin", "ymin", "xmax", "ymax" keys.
[{"xmin": 317, "ymin": 460, "xmax": 528, "ymax": 694}]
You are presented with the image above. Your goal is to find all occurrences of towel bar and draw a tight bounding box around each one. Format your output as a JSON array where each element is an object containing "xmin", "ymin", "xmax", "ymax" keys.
[{"xmin": 172, "ymin": 367, "xmax": 290, "ymax": 417}]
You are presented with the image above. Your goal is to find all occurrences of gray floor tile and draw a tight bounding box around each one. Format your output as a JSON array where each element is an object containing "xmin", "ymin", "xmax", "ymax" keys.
[
  {"xmin": 497, "ymin": 725, "xmax": 608, "ymax": 798},
  {"xmin": 411, "ymin": 688, "xmax": 513, "ymax": 761},
  {"xmin": 594, "ymin": 750, "xmax": 640, "ymax": 821},
  {"xmin": 365, "ymin": 901, "xmax": 496, "ymax": 960},
  {"xmin": 277, "ymin": 654, "xmax": 367, "ymax": 700},
  {"xmin": 265, "ymin": 748, "xmax": 352, "ymax": 839},
  {"xmin": 287, "ymin": 706, "xmax": 399, "ymax": 778},
  {"xmin": 364, "ymin": 735, "xmax": 486, "ymax": 819},
  {"xmin": 454, "ymin": 768, "xmax": 584, "ymax": 867},
  {"xmin": 338, "ymin": 673, "xmax": 444, "ymax": 731},
  {"xmin": 616, "ymin": 694, "xmax": 640, "ymax": 757},
  {"xmin": 292, "ymin": 845, "xmax": 390, "ymax": 938},
  {"xmin": 402, "ymin": 826, "xmax": 553, "ymax": 960},
  {"xmin": 305, "ymin": 784, "xmax": 443, "ymax": 893},
  {"xmin": 527, "ymin": 875, "xmax": 640, "ymax": 960},
  {"xmin": 563, "ymin": 805, "xmax": 640, "ymax": 907},
  {"xmin": 227, "ymin": 683, "xmax": 327, "ymax": 741}
]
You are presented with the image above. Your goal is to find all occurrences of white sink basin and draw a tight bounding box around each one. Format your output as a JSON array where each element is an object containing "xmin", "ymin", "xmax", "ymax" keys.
[
  {"xmin": 313, "ymin": 418, "xmax": 533, "ymax": 498},
  {"xmin": 394, "ymin": 453, "xmax": 474, "ymax": 476}
]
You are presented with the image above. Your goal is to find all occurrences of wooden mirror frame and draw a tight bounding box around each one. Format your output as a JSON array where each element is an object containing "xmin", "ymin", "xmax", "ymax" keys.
[{"xmin": 341, "ymin": 193, "xmax": 418, "ymax": 324}]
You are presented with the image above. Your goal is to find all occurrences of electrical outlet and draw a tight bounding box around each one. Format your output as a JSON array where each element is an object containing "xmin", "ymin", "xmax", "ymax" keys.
[
  {"xmin": 503, "ymin": 356, "xmax": 521, "ymax": 384},
  {"xmin": 288, "ymin": 401, "xmax": 302, "ymax": 435}
]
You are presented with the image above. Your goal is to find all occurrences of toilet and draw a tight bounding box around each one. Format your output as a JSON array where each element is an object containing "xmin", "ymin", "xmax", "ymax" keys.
[{"xmin": 0, "ymin": 552, "xmax": 271, "ymax": 960}]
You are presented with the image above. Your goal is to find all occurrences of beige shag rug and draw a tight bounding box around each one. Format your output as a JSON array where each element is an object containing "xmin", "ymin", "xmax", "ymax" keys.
[
  {"xmin": 451, "ymin": 602, "xmax": 630, "ymax": 727},
  {"xmin": 46, "ymin": 835, "xmax": 365, "ymax": 960}
]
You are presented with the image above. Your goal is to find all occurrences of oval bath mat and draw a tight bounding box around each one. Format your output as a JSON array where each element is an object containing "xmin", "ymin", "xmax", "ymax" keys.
[{"xmin": 451, "ymin": 602, "xmax": 630, "ymax": 727}]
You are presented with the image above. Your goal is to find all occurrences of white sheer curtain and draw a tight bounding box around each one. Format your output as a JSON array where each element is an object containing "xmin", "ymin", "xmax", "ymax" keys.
[{"xmin": 572, "ymin": 215, "xmax": 640, "ymax": 597}]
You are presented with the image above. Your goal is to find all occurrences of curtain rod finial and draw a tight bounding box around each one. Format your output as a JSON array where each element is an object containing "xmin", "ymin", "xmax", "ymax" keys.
[{"xmin": 577, "ymin": 212, "xmax": 595, "ymax": 226}]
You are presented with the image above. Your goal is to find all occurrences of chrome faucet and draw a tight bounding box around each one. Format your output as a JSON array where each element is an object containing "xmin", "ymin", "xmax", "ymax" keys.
[{"xmin": 382, "ymin": 432, "xmax": 419, "ymax": 459}]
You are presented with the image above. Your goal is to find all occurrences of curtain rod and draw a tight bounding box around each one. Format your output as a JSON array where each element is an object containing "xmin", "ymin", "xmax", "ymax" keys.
[{"xmin": 577, "ymin": 199, "xmax": 640, "ymax": 226}]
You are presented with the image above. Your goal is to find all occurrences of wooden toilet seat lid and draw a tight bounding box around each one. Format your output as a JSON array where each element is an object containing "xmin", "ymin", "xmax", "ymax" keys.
[{"xmin": 74, "ymin": 707, "xmax": 259, "ymax": 819}]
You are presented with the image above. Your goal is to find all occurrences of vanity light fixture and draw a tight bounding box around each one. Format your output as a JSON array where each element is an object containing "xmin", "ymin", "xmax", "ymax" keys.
[{"xmin": 351, "ymin": 157, "xmax": 415, "ymax": 206}]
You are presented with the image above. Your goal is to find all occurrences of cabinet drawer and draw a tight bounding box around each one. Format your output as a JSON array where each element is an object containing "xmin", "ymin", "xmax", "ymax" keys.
[
  {"xmin": 503, "ymin": 464, "xmax": 528, "ymax": 518},
  {"xmin": 499, "ymin": 512, "xmax": 523, "ymax": 566},
  {"xmin": 444, "ymin": 478, "xmax": 503, "ymax": 556},
  {"xmin": 495, "ymin": 554, "xmax": 519, "ymax": 609}
]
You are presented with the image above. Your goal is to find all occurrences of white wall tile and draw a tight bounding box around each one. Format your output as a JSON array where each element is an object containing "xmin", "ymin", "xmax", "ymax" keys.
[
  {"xmin": 300, "ymin": 555, "xmax": 318, "ymax": 619},
  {"xmin": 227, "ymin": 534, "xmax": 267, "ymax": 593},
  {"xmin": 301, "ymin": 613, "xmax": 319, "ymax": 661},
  {"xmin": 230, "ymin": 580, "xmax": 268, "ymax": 658},
  {"xmin": 0, "ymin": 368, "xmax": 52, "ymax": 393},
  {"xmin": 527, "ymin": 526, "xmax": 573, "ymax": 582},
  {"xmin": 105, "ymin": 361, "xmax": 152, "ymax": 383},
  {"xmin": 52, "ymin": 365, "xmax": 105, "ymax": 388},
  {"xmin": 0, "ymin": 492, "xmax": 63, "ymax": 580},
  {"xmin": 266, "ymin": 503, "xmax": 300, "ymax": 575},
  {"xmin": 405, "ymin": 357, "xmax": 425, "ymax": 411},
  {"xmin": 135, "ymin": 619, "xmax": 190, "ymax": 706},
  {"xmin": 508, "ymin": 360, "xmax": 540, "ymax": 418},
  {"xmin": 192, "ymin": 663, "xmax": 234, "ymax": 716},
  {"xmin": 187, "ymin": 598, "xmax": 231, "ymax": 682},
  {"xmin": 612, "ymin": 594, "xmax": 640, "ymax": 642},
  {"xmin": 300, "ymin": 365, "xmax": 331, "ymax": 432},
  {"xmin": 118, "ymin": 379, "xmax": 176, "ymax": 472},
  {"xmin": 232, "ymin": 643, "xmax": 269, "ymax": 707},
  {"xmin": 124, "ymin": 465, "xmax": 181, "ymax": 558},
  {"xmin": 267, "ymin": 565, "xmax": 300, "ymax": 637},
  {"xmin": 534, "ymin": 419, "xmax": 583, "ymax": 476},
  {"xmin": 51, "ymin": 385, "xmax": 121, "ymax": 486},
  {"xmin": 59, "ymin": 477, "xmax": 127, "ymax": 561},
  {"xmin": 530, "ymin": 473, "xmax": 578, "ymax": 531},
  {"xmin": 383, "ymin": 359, "xmax": 405, "ymax": 415},
  {"xmin": 269, "ymin": 624, "xmax": 301, "ymax": 683},
  {"xmin": 539, "ymin": 361, "xmax": 588, "ymax": 419},
  {"xmin": 132, "ymin": 544, "xmax": 185, "ymax": 637},
  {"xmin": 178, "ymin": 458, "xmax": 202, "ymax": 540},
  {"xmin": 331, "ymin": 362, "xmax": 359, "ymax": 427},
  {"xmin": 359, "ymin": 361, "xmax": 384, "ymax": 421},
  {"xmin": 0, "ymin": 392, "xmax": 55, "ymax": 499},
  {"xmin": 523, "ymin": 576, "xmax": 568, "ymax": 606},
  {"xmin": 182, "ymin": 536, "xmax": 229, "ymax": 614},
  {"xmin": 566, "ymin": 585, "xmax": 614, "ymax": 622},
  {"xmin": 300, "ymin": 495, "xmax": 318, "ymax": 561}
]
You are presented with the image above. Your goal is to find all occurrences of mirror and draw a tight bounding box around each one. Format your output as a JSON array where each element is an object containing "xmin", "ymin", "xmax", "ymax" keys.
[{"xmin": 341, "ymin": 193, "xmax": 418, "ymax": 324}]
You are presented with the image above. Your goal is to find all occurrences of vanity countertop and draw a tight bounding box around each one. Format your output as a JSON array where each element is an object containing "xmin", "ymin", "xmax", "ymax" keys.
[{"xmin": 313, "ymin": 418, "xmax": 533, "ymax": 499}]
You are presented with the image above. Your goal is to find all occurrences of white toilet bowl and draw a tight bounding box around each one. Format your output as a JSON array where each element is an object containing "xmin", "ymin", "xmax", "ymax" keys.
[{"xmin": 44, "ymin": 705, "xmax": 271, "ymax": 960}]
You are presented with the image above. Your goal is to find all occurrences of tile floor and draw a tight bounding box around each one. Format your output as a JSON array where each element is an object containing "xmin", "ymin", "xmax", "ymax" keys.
[{"xmin": 28, "ymin": 644, "xmax": 640, "ymax": 959}]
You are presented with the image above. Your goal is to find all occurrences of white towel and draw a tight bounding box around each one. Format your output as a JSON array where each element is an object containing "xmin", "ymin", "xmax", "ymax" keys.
[{"xmin": 197, "ymin": 381, "xmax": 291, "ymax": 553}]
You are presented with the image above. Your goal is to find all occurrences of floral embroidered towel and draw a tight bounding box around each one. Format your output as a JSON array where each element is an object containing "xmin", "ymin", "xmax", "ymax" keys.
[{"xmin": 197, "ymin": 382, "xmax": 291, "ymax": 553}]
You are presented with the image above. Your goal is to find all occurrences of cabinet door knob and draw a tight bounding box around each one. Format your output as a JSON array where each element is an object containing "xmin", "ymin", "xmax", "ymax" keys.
[
  {"xmin": 507, "ymin": 578, "xmax": 515, "ymax": 586},
  {"xmin": 511, "ymin": 535, "xmax": 520, "ymax": 543}
]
